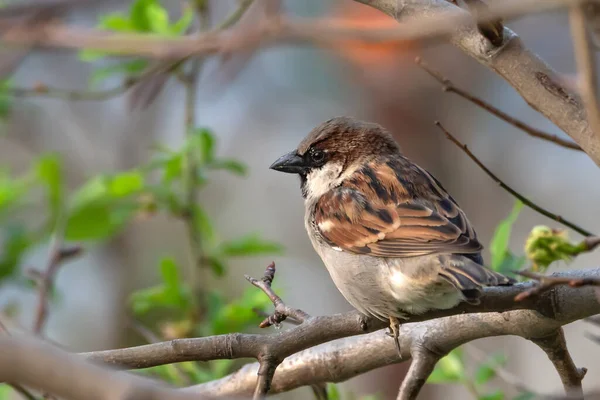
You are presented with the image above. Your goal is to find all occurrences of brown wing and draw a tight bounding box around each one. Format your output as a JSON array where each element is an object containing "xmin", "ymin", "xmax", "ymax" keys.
[{"xmin": 313, "ymin": 159, "xmax": 482, "ymax": 258}]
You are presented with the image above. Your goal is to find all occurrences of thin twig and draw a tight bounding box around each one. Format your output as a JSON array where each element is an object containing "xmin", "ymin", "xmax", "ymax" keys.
[
  {"xmin": 569, "ymin": 3, "xmax": 600, "ymax": 139},
  {"xmin": 33, "ymin": 239, "xmax": 82, "ymax": 335},
  {"xmin": 531, "ymin": 329, "xmax": 587, "ymax": 398},
  {"xmin": 434, "ymin": 121, "xmax": 594, "ymax": 237},
  {"xmin": 514, "ymin": 270, "xmax": 600, "ymax": 302},
  {"xmin": 6, "ymin": 81, "xmax": 134, "ymax": 101},
  {"xmin": 396, "ymin": 345, "xmax": 440, "ymax": 400},
  {"xmin": 218, "ymin": 0, "xmax": 255, "ymax": 30},
  {"xmin": 416, "ymin": 58, "xmax": 583, "ymax": 151},
  {"xmin": 245, "ymin": 262, "xmax": 310, "ymax": 328}
]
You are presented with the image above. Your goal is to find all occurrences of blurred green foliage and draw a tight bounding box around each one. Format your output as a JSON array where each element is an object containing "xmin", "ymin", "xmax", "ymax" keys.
[
  {"xmin": 79, "ymin": 0, "xmax": 193, "ymax": 85},
  {"xmin": 326, "ymin": 383, "xmax": 381, "ymax": 400},
  {"xmin": 489, "ymin": 200, "xmax": 526, "ymax": 275},
  {"xmin": 428, "ymin": 349, "xmax": 533, "ymax": 400}
]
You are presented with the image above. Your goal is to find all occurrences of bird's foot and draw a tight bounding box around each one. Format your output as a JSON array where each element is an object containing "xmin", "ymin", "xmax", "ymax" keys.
[{"xmin": 386, "ymin": 316, "xmax": 402, "ymax": 360}]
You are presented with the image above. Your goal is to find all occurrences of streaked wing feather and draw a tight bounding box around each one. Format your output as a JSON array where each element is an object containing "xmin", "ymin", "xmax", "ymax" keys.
[{"xmin": 314, "ymin": 158, "xmax": 482, "ymax": 258}]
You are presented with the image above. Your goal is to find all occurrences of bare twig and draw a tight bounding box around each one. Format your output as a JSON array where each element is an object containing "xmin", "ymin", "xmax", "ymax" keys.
[
  {"xmin": 514, "ymin": 270, "xmax": 600, "ymax": 301},
  {"xmin": 6, "ymin": 81, "xmax": 134, "ymax": 101},
  {"xmin": 434, "ymin": 121, "xmax": 594, "ymax": 237},
  {"xmin": 569, "ymin": 3, "xmax": 600, "ymax": 139},
  {"xmin": 245, "ymin": 262, "xmax": 310, "ymax": 328},
  {"xmin": 396, "ymin": 345, "xmax": 440, "ymax": 400},
  {"xmin": 416, "ymin": 58, "xmax": 583, "ymax": 151},
  {"xmin": 33, "ymin": 239, "xmax": 82, "ymax": 335},
  {"xmin": 531, "ymin": 329, "xmax": 587, "ymax": 398},
  {"xmin": 219, "ymin": 0, "xmax": 255, "ymax": 30}
]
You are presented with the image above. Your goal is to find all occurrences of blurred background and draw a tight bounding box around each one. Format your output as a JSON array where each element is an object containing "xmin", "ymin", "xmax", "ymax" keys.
[{"xmin": 1, "ymin": 0, "xmax": 600, "ymax": 399}]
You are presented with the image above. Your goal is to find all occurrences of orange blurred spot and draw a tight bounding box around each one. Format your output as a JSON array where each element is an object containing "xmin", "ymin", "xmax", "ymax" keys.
[{"xmin": 331, "ymin": 2, "xmax": 416, "ymax": 68}]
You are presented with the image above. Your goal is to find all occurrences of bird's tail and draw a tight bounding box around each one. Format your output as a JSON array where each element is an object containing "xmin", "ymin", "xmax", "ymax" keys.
[{"xmin": 438, "ymin": 254, "xmax": 515, "ymax": 304}]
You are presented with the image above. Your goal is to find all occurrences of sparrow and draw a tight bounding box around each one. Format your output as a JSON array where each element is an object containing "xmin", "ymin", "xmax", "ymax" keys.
[{"xmin": 269, "ymin": 116, "xmax": 514, "ymax": 354}]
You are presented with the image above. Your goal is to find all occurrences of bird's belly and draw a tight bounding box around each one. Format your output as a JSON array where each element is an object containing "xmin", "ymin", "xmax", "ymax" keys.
[{"xmin": 313, "ymin": 243, "xmax": 462, "ymax": 320}]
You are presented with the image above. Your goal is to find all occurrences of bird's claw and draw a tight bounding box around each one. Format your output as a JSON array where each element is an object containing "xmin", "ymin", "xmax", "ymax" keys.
[{"xmin": 388, "ymin": 316, "xmax": 402, "ymax": 360}]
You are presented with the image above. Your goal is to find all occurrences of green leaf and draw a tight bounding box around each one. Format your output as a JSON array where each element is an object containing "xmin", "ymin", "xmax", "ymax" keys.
[
  {"xmin": 205, "ymin": 255, "xmax": 226, "ymax": 277},
  {"xmin": 170, "ymin": 6, "xmax": 193, "ymax": 34},
  {"xmin": 109, "ymin": 170, "xmax": 144, "ymax": 197},
  {"xmin": 207, "ymin": 287, "xmax": 272, "ymax": 335},
  {"xmin": 0, "ymin": 81, "xmax": 12, "ymax": 119},
  {"xmin": 190, "ymin": 128, "xmax": 215, "ymax": 164},
  {"xmin": 475, "ymin": 352, "xmax": 506, "ymax": 385},
  {"xmin": 219, "ymin": 234, "xmax": 283, "ymax": 257},
  {"xmin": 480, "ymin": 390, "xmax": 505, "ymax": 400},
  {"xmin": 427, "ymin": 349, "xmax": 464, "ymax": 383},
  {"xmin": 69, "ymin": 176, "xmax": 109, "ymax": 210},
  {"xmin": 490, "ymin": 200, "xmax": 523, "ymax": 271},
  {"xmin": 193, "ymin": 205, "xmax": 216, "ymax": 241},
  {"xmin": 130, "ymin": 0, "xmax": 155, "ymax": 32},
  {"xmin": 79, "ymin": 49, "xmax": 109, "ymax": 62},
  {"xmin": 0, "ymin": 384, "xmax": 15, "ymax": 400},
  {"xmin": 145, "ymin": 2, "xmax": 170, "ymax": 34},
  {"xmin": 65, "ymin": 203, "xmax": 126, "ymax": 241},
  {"xmin": 0, "ymin": 226, "xmax": 30, "ymax": 280},
  {"xmin": 209, "ymin": 159, "xmax": 248, "ymax": 176},
  {"xmin": 159, "ymin": 256, "xmax": 180, "ymax": 289},
  {"xmin": 36, "ymin": 154, "xmax": 63, "ymax": 218},
  {"xmin": 99, "ymin": 14, "xmax": 135, "ymax": 31},
  {"xmin": 89, "ymin": 60, "xmax": 148, "ymax": 86},
  {"xmin": 326, "ymin": 383, "xmax": 341, "ymax": 400}
]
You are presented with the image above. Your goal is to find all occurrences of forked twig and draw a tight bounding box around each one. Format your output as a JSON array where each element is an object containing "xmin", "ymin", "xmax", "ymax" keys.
[
  {"xmin": 514, "ymin": 270, "xmax": 600, "ymax": 302},
  {"xmin": 245, "ymin": 262, "xmax": 310, "ymax": 328}
]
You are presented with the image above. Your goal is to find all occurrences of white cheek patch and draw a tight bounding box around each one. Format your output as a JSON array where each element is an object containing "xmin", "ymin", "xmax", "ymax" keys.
[
  {"xmin": 305, "ymin": 162, "xmax": 361, "ymax": 201},
  {"xmin": 305, "ymin": 163, "xmax": 343, "ymax": 200}
]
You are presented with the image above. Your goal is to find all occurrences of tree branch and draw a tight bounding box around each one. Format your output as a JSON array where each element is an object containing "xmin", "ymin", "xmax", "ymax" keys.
[
  {"xmin": 397, "ymin": 345, "xmax": 440, "ymax": 400},
  {"xmin": 435, "ymin": 121, "xmax": 594, "ymax": 237},
  {"xmin": 77, "ymin": 269, "xmax": 599, "ymax": 398},
  {"xmin": 569, "ymin": 2, "xmax": 600, "ymax": 139},
  {"xmin": 515, "ymin": 269, "xmax": 600, "ymax": 301},
  {"xmin": 416, "ymin": 57, "xmax": 583, "ymax": 151},
  {"xmin": 187, "ymin": 268, "xmax": 600, "ymax": 397},
  {"xmin": 0, "ymin": 336, "xmax": 211, "ymax": 400},
  {"xmin": 531, "ymin": 329, "xmax": 587, "ymax": 398}
]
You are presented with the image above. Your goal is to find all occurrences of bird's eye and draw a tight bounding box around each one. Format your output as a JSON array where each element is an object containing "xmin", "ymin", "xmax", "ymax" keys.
[{"xmin": 311, "ymin": 149, "xmax": 325, "ymax": 163}]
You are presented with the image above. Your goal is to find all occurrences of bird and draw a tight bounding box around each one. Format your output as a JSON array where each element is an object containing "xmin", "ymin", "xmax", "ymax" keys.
[{"xmin": 269, "ymin": 116, "xmax": 514, "ymax": 355}]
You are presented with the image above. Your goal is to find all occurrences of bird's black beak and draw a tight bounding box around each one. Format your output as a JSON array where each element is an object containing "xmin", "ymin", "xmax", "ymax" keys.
[{"xmin": 269, "ymin": 150, "xmax": 307, "ymax": 174}]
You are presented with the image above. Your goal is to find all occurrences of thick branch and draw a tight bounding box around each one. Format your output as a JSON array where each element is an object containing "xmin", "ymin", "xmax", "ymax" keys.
[
  {"xmin": 0, "ymin": 336, "xmax": 210, "ymax": 400},
  {"xmin": 397, "ymin": 345, "xmax": 440, "ymax": 400},
  {"xmin": 531, "ymin": 329, "xmax": 587, "ymax": 398},
  {"xmin": 78, "ymin": 269, "xmax": 600, "ymax": 397},
  {"xmin": 190, "ymin": 268, "xmax": 600, "ymax": 397}
]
